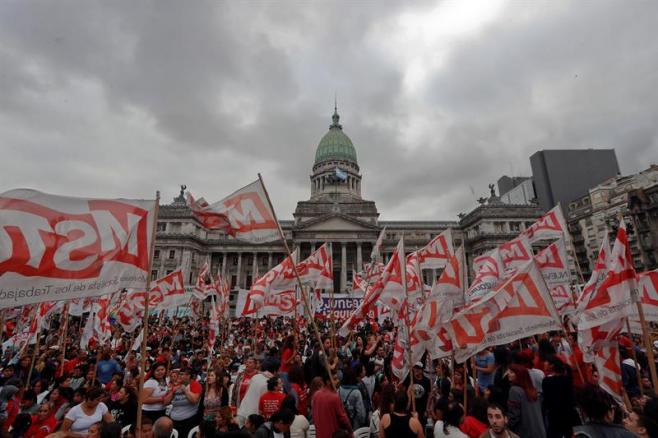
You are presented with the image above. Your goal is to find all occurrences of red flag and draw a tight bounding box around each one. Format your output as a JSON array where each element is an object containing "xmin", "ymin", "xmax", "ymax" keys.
[
  {"xmin": 468, "ymin": 248, "xmax": 505, "ymax": 302},
  {"xmin": 577, "ymin": 221, "xmax": 637, "ymax": 330},
  {"xmin": 296, "ymin": 243, "xmax": 333, "ymax": 290},
  {"xmin": 447, "ymin": 261, "xmax": 561, "ymax": 362},
  {"xmin": 594, "ymin": 341, "xmax": 623, "ymax": 402},
  {"xmin": 415, "ymin": 229, "xmax": 454, "ymax": 270},
  {"xmin": 186, "ymin": 179, "xmax": 279, "ymax": 243},
  {"xmin": 629, "ymin": 269, "xmax": 658, "ymax": 326},
  {"xmin": 0, "ymin": 189, "xmax": 156, "ymax": 308},
  {"xmin": 247, "ymin": 250, "xmax": 298, "ymax": 311},
  {"xmin": 522, "ymin": 205, "xmax": 569, "ymax": 243},
  {"xmin": 534, "ymin": 238, "xmax": 574, "ymax": 314},
  {"xmin": 499, "ymin": 235, "xmax": 533, "ymax": 276}
]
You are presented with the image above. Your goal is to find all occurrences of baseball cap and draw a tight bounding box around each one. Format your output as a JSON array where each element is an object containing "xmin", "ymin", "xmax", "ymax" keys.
[{"xmin": 413, "ymin": 362, "xmax": 424, "ymax": 369}]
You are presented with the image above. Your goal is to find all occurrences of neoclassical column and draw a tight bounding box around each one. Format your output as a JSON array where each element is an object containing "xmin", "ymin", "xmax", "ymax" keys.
[
  {"xmin": 341, "ymin": 242, "xmax": 347, "ymax": 292},
  {"xmin": 267, "ymin": 252, "xmax": 273, "ymax": 270},
  {"xmin": 221, "ymin": 252, "xmax": 228, "ymax": 276},
  {"xmin": 311, "ymin": 241, "xmax": 317, "ymax": 252},
  {"xmin": 356, "ymin": 243, "xmax": 363, "ymax": 272},
  {"xmin": 236, "ymin": 252, "xmax": 243, "ymax": 289},
  {"xmin": 252, "ymin": 251, "xmax": 258, "ymax": 279}
]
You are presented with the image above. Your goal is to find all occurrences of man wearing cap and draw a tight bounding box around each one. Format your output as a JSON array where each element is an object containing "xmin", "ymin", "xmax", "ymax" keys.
[{"xmin": 404, "ymin": 362, "xmax": 431, "ymax": 428}]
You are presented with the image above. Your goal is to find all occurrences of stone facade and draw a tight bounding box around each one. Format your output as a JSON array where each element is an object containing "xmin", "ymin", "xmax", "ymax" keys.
[
  {"xmin": 567, "ymin": 165, "xmax": 658, "ymax": 277},
  {"xmin": 152, "ymin": 110, "xmax": 546, "ymax": 305}
]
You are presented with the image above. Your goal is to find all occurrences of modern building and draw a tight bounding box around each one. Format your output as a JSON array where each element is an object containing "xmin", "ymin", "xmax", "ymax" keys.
[
  {"xmin": 530, "ymin": 149, "xmax": 620, "ymax": 212},
  {"xmin": 497, "ymin": 176, "xmax": 536, "ymax": 205},
  {"xmin": 567, "ymin": 165, "xmax": 658, "ymax": 276},
  {"xmin": 153, "ymin": 108, "xmax": 546, "ymax": 310}
]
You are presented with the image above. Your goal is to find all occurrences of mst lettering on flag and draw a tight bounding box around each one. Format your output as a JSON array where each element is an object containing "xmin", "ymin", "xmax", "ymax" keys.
[
  {"xmin": 0, "ymin": 189, "xmax": 155, "ymax": 308},
  {"xmin": 448, "ymin": 261, "xmax": 561, "ymax": 362},
  {"xmin": 522, "ymin": 205, "xmax": 569, "ymax": 243},
  {"xmin": 186, "ymin": 179, "xmax": 279, "ymax": 243},
  {"xmin": 499, "ymin": 235, "xmax": 533, "ymax": 275},
  {"xmin": 416, "ymin": 229, "xmax": 454, "ymax": 269},
  {"xmin": 577, "ymin": 221, "xmax": 637, "ymax": 330},
  {"xmin": 468, "ymin": 248, "xmax": 505, "ymax": 303}
]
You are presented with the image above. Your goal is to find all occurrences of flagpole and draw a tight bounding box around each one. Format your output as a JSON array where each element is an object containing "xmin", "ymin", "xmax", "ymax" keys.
[
  {"xmin": 625, "ymin": 318, "xmax": 644, "ymax": 396},
  {"xmin": 26, "ymin": 332, "xmax": 41, "ymax": 385},
  {"xmin": 59, "ymin": 304, "xmax": 70, "ymax": 377},
  {"xmin": 399, "ymin": 235, "xmax": 417, "ymax": 413},
  {"xmin": 135, "ymin": 191, "xmax": 160, "ymax": 435},
  {"xmin": 258, "ymin": 173, "xmax": 336, "ymax": 389}
]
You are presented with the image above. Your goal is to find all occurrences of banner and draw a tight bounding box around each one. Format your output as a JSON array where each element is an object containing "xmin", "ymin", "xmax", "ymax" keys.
[
  {"xmin": 237, "ymin": 288, "xmax": 298, "ymax": 318},
  {"xmin": 0, "ymin": 189, "xmax": 156, "ymax": 309},
  {"xmin": 447, "ymin": 261, "xmax": 561, "ymax": 362},
  {"xmin": 186, "ymin": 179, "xmax": 279, "ymax": 243},
  {"xmin": 534, "ymin": 238, "xmax": 574, "ymax": 314},
  {"xmin": 315, "ymin": 293, "xmax": 377, "ymax": 320},
  {"xmin": 468, "ymin": 248, "xmax": 505, "ymax": 303},
  {"xmin": 523, "ymin": 204, "xmax": 569, "ymax": 243},
  {"xmin": 415, "ymin": 229, "xmax": 454, "ymax": 270}
]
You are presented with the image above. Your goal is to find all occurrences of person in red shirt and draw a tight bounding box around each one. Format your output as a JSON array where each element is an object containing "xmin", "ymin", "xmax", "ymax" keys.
[
  {"xmin": 289, "ymin": 365, "xmax": 309, "ymax": 416},
  {"xmin": 25, "ymin": 403, "xmax": 57, "ymax": 438},
  {"xmin": 258, "ymin": 376, "xmax": 286, "ymax": 420},
  {"xmin": 231, "ymin": 357, "xmax": 258, "ymax": 409},
  {"xmin": 311, "ymin": 373, "xmax": 352, "ymax": 438}
]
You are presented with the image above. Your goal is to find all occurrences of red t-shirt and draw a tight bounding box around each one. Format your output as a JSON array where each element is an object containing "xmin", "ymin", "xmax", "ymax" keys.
[
  {"xmin": 460, "ymin": 416, "xmax": 487, "ymax": 438},
  {"xmin": 239, "ymin": 372, "xmax": 256, "ymax": 402},
  {"xmin": 291, "ymin": 382, "xmax": 308, "ymax": 415},
  {"xmin": 25, "ymin": 415, "xmax": 57, "ymax": 438},
  {"xmin": 279, "ymin": 348, "xmax": 294, "ymax": 373},
  {"xmin": 258, "ymin": 391, "xmax": 286, "ymax": 420}
]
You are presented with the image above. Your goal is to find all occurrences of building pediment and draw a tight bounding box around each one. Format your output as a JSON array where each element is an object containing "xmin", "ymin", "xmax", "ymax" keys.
[{"xmin": 295, "ymin": 213, "xmax": 380, "ymax": 232}]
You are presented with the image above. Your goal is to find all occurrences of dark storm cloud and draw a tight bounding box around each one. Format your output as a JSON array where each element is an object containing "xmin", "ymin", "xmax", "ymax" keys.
[{"xmin": 1, "ymin": 1, "xmax": 656, "ymax": 220}]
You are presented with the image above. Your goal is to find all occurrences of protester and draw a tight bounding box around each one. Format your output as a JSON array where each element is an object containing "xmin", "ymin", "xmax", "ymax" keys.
[
  {"xmin": 506, "ymin": 364, "xmax": 545, "ymax": 438},
  {"xmin": 480, "ymin": 404, "xmax": 519, "ymax": 438},
  {"xmin": 61, "ymin": 387, "xmax": 114, "ymax": 436},
  {"xmin": 312, "ymin": 373, "xmax": 352, "ymax": 438},
  {"xmin": 379, "ymin": 390, "xmax": 424, "ymax": 438}
]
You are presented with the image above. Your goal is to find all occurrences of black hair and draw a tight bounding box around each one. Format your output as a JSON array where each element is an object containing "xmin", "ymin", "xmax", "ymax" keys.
[
  {"xmin": 281, "ymin": 395, "xmax": 298, "ymax": 415},
  {"xmin": 85, "ymin": 387, "xmax": 105, "ymax": 401},
  {"xmin": 577, "ymin": 384, "xmax": 614, "ymax": 422},
  {"xmin": 100, "ymin": 421, "xmax": 122, "ymax": 438},
  {"xmin": 341, "ymin": 367, "xmax": 358, "ymax": 386},
  {"xmin": 270, "ymin": 408, "xmax": 295, "ymax": 425},
  {"xmin": 487, "ymin": 402, "xmax": 507, "ymax": 417},
  {"xmin": 393, "ymin": 390, "xmax": 409, "ymax": 413},
  {"xmin": 247, "ymin": 414, "xmax": 265, "ymax": 429},
  {"xmin": 266, "ymin": 376, "xmax": 280, "ymax": 391},
  {"xmin": 444, "ymin": 402, "xmax": 464, "ymax": 433}
]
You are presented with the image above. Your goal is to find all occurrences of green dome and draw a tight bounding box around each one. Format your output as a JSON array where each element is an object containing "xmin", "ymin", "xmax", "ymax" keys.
[{"xmin": 314, "ymin": 109, "xmax": 358, "ymax": 164}]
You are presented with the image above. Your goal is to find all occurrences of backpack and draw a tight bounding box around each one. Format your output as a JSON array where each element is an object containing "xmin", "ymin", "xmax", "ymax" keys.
[{"xmin": 341, "ymin": 388, "xmax": 365, "ymax": 429}]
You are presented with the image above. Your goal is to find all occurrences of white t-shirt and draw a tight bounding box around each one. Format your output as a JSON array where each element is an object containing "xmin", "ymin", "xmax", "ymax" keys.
[
  {"xmin": 290, "ymin": 414, "xmax": 309, "ymax": 438},
  {"xmin": 143, "ymin": 378, "xmax": 169, "ymax": 411},
  {"xmin": 237, "ymin": 372, "xmax": 269, "ymax": 418},
  {"xmin": 65, "ymin": 402, "xmax": 109, "ymax": 434},
  {"xmin": 434, "ymin": 422, "xmax": 468, "ymax": 438}
]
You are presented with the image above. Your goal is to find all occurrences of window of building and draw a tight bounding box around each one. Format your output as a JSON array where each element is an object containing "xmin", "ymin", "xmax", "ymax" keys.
[
  {"xmin": 494, "ymin": 222, "xmax": 506, "ymax": 233},
  {"xmin": 166, "ymin": 270, "xmax": 173, "ymax": 275},
  {"xmin": 151, "ymin": 270, "xmax": 158, "ymax": 279},
  {"xmin": 154, "ymin": 249, "xmax": 160, "ymax": 260},
  {"xmin": 509, "ymin": 222, "xmax": 521, "ymax": 232},
  {"xmin": 261, "ymin": 256, "xmax": 268, "ymax": 266},
  {"xmin": 157, "ymin": 222, "xmax": 167, "ymax": 232},
  {"xmin": 168, "ymin": 250, "xmax": 175, "ymax": 259}
]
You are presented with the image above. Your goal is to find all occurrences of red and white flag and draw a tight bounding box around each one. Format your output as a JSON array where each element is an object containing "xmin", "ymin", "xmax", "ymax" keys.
[
  {"xmin": 523, "ymin": 205, "xmax": 569, "ymax": 243},
  {"xmin": 192, "ymin": 261, "xmax": 213, "ymax": 300},
  {"xmin": 499, "ymin": 235, "xmax": 533, "ymax": 277},
  {"xmin": 534, "ymin": 238, "xmax": 574, "ymax": 314},
  {"xmin": 150, "ymin": 270, "xmax": 186, "ymax": 310},
  {"xmin": 576, "ymin": 221, "xmax": 638, "ymax": 330},
  {"xmin": 247, "ymin": 250, "xmax": 298, "ymax": 310},
  {"xmin": 0, "ymin": 189, "xmax": 156, "ymax": 309},
  {"xmin": 447, "ymin": 260, "xmax": 561, "ymax": 362},
  {"xmin": 416, "ymin": 229, "xmax": 454, "ymax": 270},
  {"xmin": 594, "ymin": 341, "xmax": 623, "ymax": 402},
  {"xmin": 628, "ymin": 269, "xmax": 658, "ymax": 326},
  {"xmin": 352, "ymin": 271, "xmax": 368, "ymax": 293},
  {"xmin": 186, "ymin": 179, "xmax": 279, "ymax": 243},
  {"xmin": 297, "ymin": 243, "xmax": 333, "ymax": 290},
  {"xmin": 468, "ymin": 248, "xmax": 505, "ymax": 302},
  {"xmin": 429, "ymin": 246, "xmax": 465, "ymax": 309},
  {"xmin": 339, "ymin": 239, "xmax": 406, "ymax": 335},
  {"xmin": 80, "ymin": 296, "xmax": 111, "ymax": 349}
]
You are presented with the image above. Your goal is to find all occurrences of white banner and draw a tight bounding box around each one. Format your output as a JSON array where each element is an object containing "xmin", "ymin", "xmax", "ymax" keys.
[{"xmin": 0, "ymin": 189, "xmax": 156, "ymax": 309}]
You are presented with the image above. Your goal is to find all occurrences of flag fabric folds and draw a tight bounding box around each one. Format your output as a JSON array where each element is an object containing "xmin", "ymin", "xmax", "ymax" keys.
[{"xmin": 186, "ymin": 179, "xmax": 280, "ymax": 243}]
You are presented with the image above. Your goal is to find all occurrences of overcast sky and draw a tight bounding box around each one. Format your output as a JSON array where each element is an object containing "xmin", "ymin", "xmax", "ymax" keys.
[{"xmin": 1, "ymin": 1, "xmax": 657, "ymax": 220}]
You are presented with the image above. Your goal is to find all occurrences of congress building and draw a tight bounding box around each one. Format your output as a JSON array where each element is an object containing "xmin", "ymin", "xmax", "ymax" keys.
[{"xmin": 153, "ymin": 108, "xmax": 544, "ymax": 301}]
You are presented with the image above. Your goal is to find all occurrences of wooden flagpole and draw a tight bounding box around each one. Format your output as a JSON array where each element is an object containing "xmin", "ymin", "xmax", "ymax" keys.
[
  {"xmin": 26, "ymin": 332, "xmax": 41, "ymax": 385},
  {"xmin": 399, "ymin": 235, "xmax": 417, "ymax": 413},
  {"xmin": 59, "ymin": 304, "xmax": 70, "ymax": 377},
  {"xmin": 258, "ymin": 173, "xmax": 336, "ymax": 389},
  {"xmin": 135, "ymin": 192, "xmax": 160, "ymax": 434},
  {"xmin": 635, "ymin": 295, "xmax": 658, "ymax": 396},
  {"xmin": 625, "ymin": 318, "xmax": 644, "ymax": 396}
]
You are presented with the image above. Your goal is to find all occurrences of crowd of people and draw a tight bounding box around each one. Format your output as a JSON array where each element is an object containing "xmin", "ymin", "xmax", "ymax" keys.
[{"xmin": 0, "ymin": 313, "xmax": 657, "ymax": 438}]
